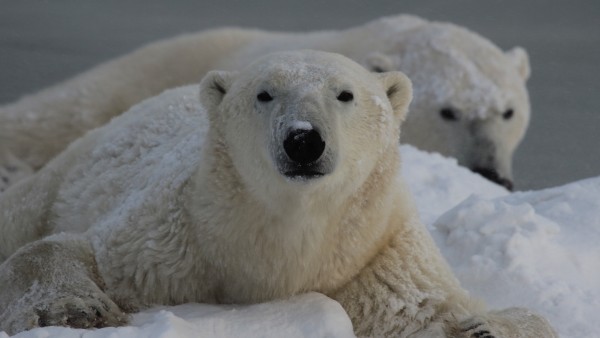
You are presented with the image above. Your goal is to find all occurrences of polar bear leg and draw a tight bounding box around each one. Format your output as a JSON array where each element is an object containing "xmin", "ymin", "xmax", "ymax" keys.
[
  {"xmin": 332, "ymin": 231, "xmax": 479, "ymax": 337},
  {"xmin": 0, "ymin": 237, "xmax": 126, "ymax": 335},
  {"xmin": 0, "ymin": 169, "xmax": 63, "ymax": 262},
  {"xmin": 332, "ymin": 231, "xmax": 557, "ymax": 337}
]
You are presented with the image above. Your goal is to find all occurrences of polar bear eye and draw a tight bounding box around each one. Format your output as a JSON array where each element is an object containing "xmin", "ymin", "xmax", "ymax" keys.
[
  {"xmin": 257, "ymin": 91, "xmax": 273, "ymax": 102},
  {"xmin": 371, "ymin": 66, "xmax": 386, "ymax": 73},
  {"xmin": 503, "ymin": 109, "xmax": 514, "ymax": 120},
  {"xmin": 337, "ymin": 91, "xmax": 354, "ymax": 102},
  {"xmin": 440, "ymin": 108, "xmax": 458, "ymax": 121}
]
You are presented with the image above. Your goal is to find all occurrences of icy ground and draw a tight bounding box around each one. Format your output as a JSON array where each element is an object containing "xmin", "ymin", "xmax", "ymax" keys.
[{"xmin": 4, "ymin": 145, "xmax": 599, "ymax": 338}]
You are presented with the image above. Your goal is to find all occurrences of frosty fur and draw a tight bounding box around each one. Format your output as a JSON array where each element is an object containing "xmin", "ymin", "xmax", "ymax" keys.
[
  {"xmin": 0, "ymin": 51, "xmax": 554, "ymax": 337},
  {"xmin": 0, "ymin": 14, "xmax": 530, "ymax": 192}
]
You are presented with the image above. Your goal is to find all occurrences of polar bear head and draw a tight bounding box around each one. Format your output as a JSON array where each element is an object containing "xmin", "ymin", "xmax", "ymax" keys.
[
  {"xmin": 363, "ymin": 16, "xmax": 531, "ymax": 190},
  {"xmin": 200, "ymin": 50, "xmax": 411, "ymax": 210}
]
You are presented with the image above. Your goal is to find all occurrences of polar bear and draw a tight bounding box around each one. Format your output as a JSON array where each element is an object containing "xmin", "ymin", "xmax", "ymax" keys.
[
  {"xmin": 0, "ymin": 50, "xmax": 553, "ymax": 337},
  {"xmin": 0, "ymin": 14, "xmax": 529, "ymax": 192}
]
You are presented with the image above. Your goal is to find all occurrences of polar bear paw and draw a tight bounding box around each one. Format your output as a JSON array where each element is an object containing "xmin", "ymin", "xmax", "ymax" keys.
[
  {"xmin": 0, "ymin": 290, "xmax": 127, "ymax": 334},
  {"xmin": 451, "ymin": 308, "xmax": 557, "ymax": 338},
  {"xmin": 456, "ymin": 319, "xmax": 496, "ymax": 338},
  {"xmin": 35, "ymin": 294, "xmax": 127, "ymax": 329}
]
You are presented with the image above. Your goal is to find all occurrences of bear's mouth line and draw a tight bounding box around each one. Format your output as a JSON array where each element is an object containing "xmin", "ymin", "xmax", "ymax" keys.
[{"xmin": 283, "ymin": 169, "xmax": 325, "ymax": 180}]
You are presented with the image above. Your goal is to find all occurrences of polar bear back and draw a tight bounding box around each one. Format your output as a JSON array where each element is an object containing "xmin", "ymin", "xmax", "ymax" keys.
[{"xmin": 50, "ymin": 85, "xmax": 205, "ymax": 236}]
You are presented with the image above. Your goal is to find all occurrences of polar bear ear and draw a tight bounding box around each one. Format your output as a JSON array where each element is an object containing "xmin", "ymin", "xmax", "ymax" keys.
[
  {"xmin": 364, "ymin": 52, "xmax": 395, "ymax": 73},
  {"xmin": 199, "ymin": 70, "xmax": 237, "ymax": 109},
  {"xmin": 377, "ymin": 71, "xmax": 413, "ymax": 121},
  {"xmin": 505, "ymin": 47, "xmax": 531, "ymax": 80}
]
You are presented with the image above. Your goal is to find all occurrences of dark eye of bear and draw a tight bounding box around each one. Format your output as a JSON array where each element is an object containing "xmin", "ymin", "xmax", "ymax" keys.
[
  {"xmin": 371, "ymin": 66, "xmax": 386, "ymax": 73},
  {"xmin": 337, "ymin": 91, "xmax": 354, "ymax": 102},
  {"xmin": 257, "ymin": 91, "xmax": 273, "ymax": 102},
  {"xmin": 440, "ymin": 108, "xmax": 458, "ymax": 121},
  {"xmin": 503, "ymin": 109, "xmax": 514, "ymax": 120}
]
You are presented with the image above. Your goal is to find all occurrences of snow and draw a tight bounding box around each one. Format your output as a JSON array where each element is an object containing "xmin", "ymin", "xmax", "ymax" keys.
[
  {"xmin": 4, "ymin": 145, "xmax": 599, "ymax": 337},
  {"xmin": 371, "ymin": 95, "xmax": 387, "ymax": 112},
  {"xmin": 433, "ymin": 177, "xmax": 600, "ymax": 338},
  {"xmin": 406, "ymin": 145, "xmax": 600, "ymax": 338},
  {"xmin": 290, "ymin": 120, "xmax": 313, "ymax": 131},
  {"xmin": 6, "ymin": 293, "xmax": 353, "ymax": 338}
]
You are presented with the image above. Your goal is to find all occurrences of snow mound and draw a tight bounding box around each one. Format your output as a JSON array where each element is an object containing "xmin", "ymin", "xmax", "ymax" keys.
[
  {"xmin": 433, "ymin": 176, "xmax": 600, "ymax": 338},
  {"xmin": 400, "ymin": 144, "xmax": 509, "ymax": 226},
  {"xmin": 8, "ymin": 293, "xmax": 354, "ymax": 338}
]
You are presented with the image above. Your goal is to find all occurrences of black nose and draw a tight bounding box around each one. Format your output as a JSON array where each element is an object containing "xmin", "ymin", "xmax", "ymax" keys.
[
  {"xmin": 472, "ymin": 167, "xmax": 514, "ymax": 191},
  {"xmin": 283, "ymin": 128, "xmax": 325, "ymax": 165}
]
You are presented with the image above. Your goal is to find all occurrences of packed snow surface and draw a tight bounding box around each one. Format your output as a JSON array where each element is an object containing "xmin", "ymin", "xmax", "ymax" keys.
[{"xmin": 4, "ymin": 145, "xmax": 599, "ymax": 337}]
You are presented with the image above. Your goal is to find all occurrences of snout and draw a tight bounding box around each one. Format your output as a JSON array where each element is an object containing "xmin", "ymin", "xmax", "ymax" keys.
[
  {"xmin": 471, "ymin": 167, "xmax": 514, "ymax": 191},
  {"xmin": 280, "ymin": 124, "xmax": 330, "ymax": 180}
]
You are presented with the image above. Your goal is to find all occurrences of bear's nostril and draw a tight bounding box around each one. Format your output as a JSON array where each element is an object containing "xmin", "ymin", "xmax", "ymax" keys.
[{"xmin": 283, "ymin": 129, "xmax": 325, "ymax": 165}]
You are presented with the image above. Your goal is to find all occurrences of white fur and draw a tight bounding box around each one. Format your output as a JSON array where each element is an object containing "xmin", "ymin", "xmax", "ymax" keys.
[
  {"xmin": 0, "ymin": 51, "xmax": 553, "ymax": 337},
  {"xmin": 0, "ymin": 14, "xmax": 530, "ymax": 192}
]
